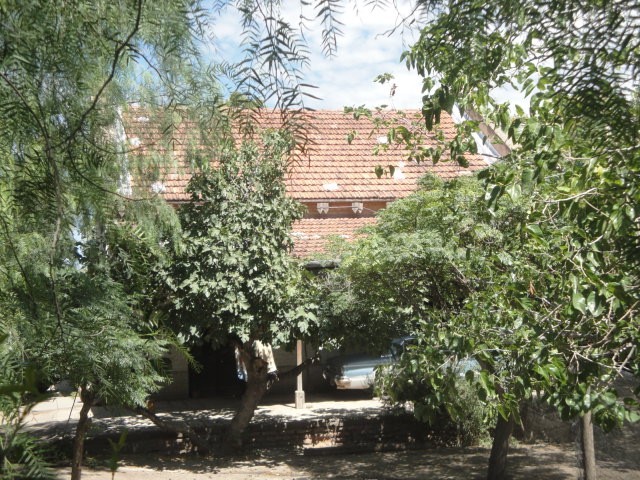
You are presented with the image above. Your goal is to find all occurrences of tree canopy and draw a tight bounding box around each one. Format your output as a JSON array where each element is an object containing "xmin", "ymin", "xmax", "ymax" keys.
[
  {"xmin": 0, "ymin": 1, "xmax": 208, "ymax": 477},
  {"xmin": 165, "ymin": 131, "xmax": 312, "ymax": 348},
  {"xmin": 359, "ymin": 1, "xmax": 639, "ymax": 478},
  {"xmin": 401, "ymin": 0, "xmax": 640, "ymax": 424},
  {"xmin": 314, "ymin": 173, "xmax": 518, "ymax": 347},
  {"xmin": 161, "ymin": 131, "xmax": 317, "ymax": 446}
]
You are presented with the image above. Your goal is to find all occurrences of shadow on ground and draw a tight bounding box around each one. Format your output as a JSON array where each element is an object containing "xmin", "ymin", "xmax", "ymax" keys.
[{"xmin": 73, "ymin": 444, "xmax": 581, "ymax": 480}]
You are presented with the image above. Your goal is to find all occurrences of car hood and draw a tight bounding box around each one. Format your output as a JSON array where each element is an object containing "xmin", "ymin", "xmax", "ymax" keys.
[{"xmin": 326, "ymin": 353, "xmax": 393, "ymax": 370}]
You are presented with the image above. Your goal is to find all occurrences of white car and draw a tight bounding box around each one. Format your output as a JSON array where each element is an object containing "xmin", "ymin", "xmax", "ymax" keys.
[{"xmin": 323, "ymin": 337, "xmax": 414, "ymax": 390}]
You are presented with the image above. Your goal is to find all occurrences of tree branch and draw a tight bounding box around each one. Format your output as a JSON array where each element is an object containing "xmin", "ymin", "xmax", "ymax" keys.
[
  {"xmin": 0, "ymin": 72, "xmax": 48, "ymax": 141},
  {"xmin": 64, "ymin": 148, "xmax": 155, "ymax": 202},
  {"xmin": 277, "ymin": 354, "xmax": 320, "ymax": 381},
  {"xmin": 0, "ymin": 214, "xmax": 39, "ymax": 319},
  {"xmin": 131, "ymin": 406, "xmax": 212, "ymax": 454},
  {"xmin": 48, "ymin": 216, "xmax": 65, "ymax": 343},
  {"xmin": 56, "ymin": 0, "xmax": 144, "ymax": 149}
]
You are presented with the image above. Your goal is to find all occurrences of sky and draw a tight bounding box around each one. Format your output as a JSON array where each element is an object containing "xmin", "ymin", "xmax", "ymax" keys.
[{"xmin": 206, "ymin": 1, "xmax": 426, "ymax": 110}]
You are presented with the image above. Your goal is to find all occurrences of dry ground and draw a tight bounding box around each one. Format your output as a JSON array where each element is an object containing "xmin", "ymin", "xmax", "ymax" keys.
[
  {"xmin": 48, "ymin": 378, "xmax": 640, "ymax": 480},
  {"xmin": 55, "ymin": 441, "xmax": 639, "ymax": 480}
]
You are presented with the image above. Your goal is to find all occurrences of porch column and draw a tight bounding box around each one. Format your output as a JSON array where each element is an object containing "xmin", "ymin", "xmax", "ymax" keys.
[{"xmin": 295, "ymin": 339, "xmax": 305, "ymax": 409}]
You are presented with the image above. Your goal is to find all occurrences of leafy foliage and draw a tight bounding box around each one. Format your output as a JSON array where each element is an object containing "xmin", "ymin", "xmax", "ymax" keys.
[
  {"xmin": 165, "ymin": 131, "xmax": 314, "ymax": 348},
  {"xmin": 343, "ymin": 106, "xmax": 475, "ymax": 170},
  {"xmin": 0, "ymin": 1, "xmax": 209, "ymax": 475},
  {"xmin": 0, "ymin": 327, "xmax": 53, "ymax": 479},
  {"xmin": 1, "ymin": 431, "xmax": 53, "ymax": 480},
  {"xmin": 317, "ymin": 174, "xmax": 512, "ymax": 440},
  {"xmin": 395, "ymin": 0, "xmax": 640, "ymax": 432},
  {"xmin": 316, "ymin": 174, "xmax": 521, "ymax": 346},
  {"xmin": 378, "ymin": 353, "xmax": 491, "ymax": 446},
  {"xmin": 227, "ymin": 0, "xmax": 350, "ymax": 109}
]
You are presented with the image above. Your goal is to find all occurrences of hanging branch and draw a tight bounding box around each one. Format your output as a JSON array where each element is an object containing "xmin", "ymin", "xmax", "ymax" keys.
[{"xmin": 56, "ymin": 0, "xmax": 145, "ymax": 150}]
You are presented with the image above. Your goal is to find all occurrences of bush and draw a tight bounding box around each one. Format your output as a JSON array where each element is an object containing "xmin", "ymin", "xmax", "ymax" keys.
[{"xmin": 378, "ymin": 364, "xmax": 491, "ymax": 446}]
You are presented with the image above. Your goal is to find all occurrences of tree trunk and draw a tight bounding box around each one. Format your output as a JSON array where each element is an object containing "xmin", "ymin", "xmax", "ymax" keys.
[
  {"xmin": 71, "ymin": 387, "xmax": 95, "ymax": 480},
  {"xmin": 487, "ymin": 413, "xmax": 515, "ymax": 480},
  {"xmin": 580, "ymin": 410, "xmax": 597, "ymax": 480},
  {"xmin": 225, "ymin": 356, "xmax": 269, "ymax": 449},
  {"xmin": 223, "ymin": 340, "xmax": 316, "ymax": 451}
]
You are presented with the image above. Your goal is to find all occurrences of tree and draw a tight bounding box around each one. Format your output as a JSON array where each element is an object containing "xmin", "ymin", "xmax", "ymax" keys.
[
  {"xmin": 0, "ymin": 0, "xmax": 369, "ymax": 471},
  {"xmin": 385, "ymin": 1, "xmax": 640, "ymax": 478},
  {"xmin": 0, "ymin": 1, "xmax": 210, "ymax": 478},
  {"xmin": 317, "ymin": 173, "xmax": 529, "ymax": 444},
  {"xmin": 356, "ymin": 171, "xmax": 549, "ymax": 478},
  {"xmin": 314, "ymin": 173, "xmax": 503, "ymax": 344},
  {"xmin": 163, "ymin": 131, "xmax": 316, "ymax": 448}
]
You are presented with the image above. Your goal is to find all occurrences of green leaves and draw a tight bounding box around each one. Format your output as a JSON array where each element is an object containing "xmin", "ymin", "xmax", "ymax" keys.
[
  {"xmin": 571, "ymin": 291, "xmax": 587, "ymax": 315},
  {"xmin": 398, "ymin": 0, "xmax": 640, "ymax": 434},
  {"xmin": 318, "ymin": 172, "xmax": 530, "ymax": 428},
  {"xmin": 166, "ymin": 132, "xmax": 313, "ymax": 348},
  {"xmin": 478, "ymin": 370, "xmax": 496, "ymax": 401},
  {"xmin": 0, "ymin": 4, "xmax": 203, "ymax": 473}
]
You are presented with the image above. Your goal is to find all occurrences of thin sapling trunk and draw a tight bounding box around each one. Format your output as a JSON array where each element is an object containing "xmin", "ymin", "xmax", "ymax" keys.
[
  {"xmin": 580, "ymin": 410, "xmax": 597, "ymax": 480},
  {"xmin": 71, "ymin": 386, "xmax": 95, "ymax": 480}
]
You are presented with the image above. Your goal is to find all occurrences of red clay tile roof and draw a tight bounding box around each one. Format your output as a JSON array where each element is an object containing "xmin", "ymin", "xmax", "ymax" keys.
[
  {"xmin": 291, "ymin": 217, "xmax": 377, "ymax": 258},
  {"xmin": 283, "ymin": 110, "xmax": 486, "ymax": 201},
  {"xmin": 122, "ymin": 108, "xmax": 488, "ymax": 202},
  {"xmin": 122, "ymin": 107, "xmax": 489, "ymax": 258}
]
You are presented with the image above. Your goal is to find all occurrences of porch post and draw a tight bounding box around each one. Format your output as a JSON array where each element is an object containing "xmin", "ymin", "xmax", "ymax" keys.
[{"xmin": 295, "ymin": 339, "xmax": 305, "ymax": 409}]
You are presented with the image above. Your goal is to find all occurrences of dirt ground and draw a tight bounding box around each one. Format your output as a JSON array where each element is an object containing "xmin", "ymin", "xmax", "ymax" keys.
[
  {"xmin": 55, "ymin": 441, "xmax": 639, "ymax": 480},
  {"xmin": 48, "ymin": 378, "xmax": 640, "ymax": 480}
]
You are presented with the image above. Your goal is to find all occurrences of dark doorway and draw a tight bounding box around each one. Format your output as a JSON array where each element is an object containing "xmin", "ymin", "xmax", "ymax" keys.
[{"xmin": 188, "ymin": 343, "xmax": 245, "ymax": 398}]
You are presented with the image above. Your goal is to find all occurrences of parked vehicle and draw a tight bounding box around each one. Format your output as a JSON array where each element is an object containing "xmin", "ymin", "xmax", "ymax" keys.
[{"xmin": 323, "ymin": 336, "xmax": 414, "ymax": 390}]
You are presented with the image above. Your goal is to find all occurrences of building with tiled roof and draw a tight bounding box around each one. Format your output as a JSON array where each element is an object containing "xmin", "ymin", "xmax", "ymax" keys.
[
  {"xmin": 122, "ymin": 108, "xmax": 491, "ymax": 258},
  {"xmin": 124, "ymin": 107, "xmax": 497, "ymax": 400}
]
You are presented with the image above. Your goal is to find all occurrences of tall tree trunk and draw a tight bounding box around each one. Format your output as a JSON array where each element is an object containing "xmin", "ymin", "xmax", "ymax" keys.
[
  {"xmin": 580, "ymin": 410, "xmax": 597, "ymax": 480},
  {"xmin": 225, "ymin": 357, "xmax": 269, "ymax": 449},
  {"xmin": 71, "ymin": 386, "xmax": 95, "ymax": 480},
  {"xmin": 487, "ymin": 413, "xmax": 515, "ymax": 480}
]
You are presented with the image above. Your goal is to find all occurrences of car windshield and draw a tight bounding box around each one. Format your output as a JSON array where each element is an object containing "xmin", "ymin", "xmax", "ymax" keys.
[{"xmin": 389, "ymin": 336, "xmax": 415, "ymax": 359}]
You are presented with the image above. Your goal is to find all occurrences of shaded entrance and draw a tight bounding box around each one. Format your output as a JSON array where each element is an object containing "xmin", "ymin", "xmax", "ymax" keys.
[{"xmin": 188, "ymin": 343, "xmax": 245, "ymax": 398}]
